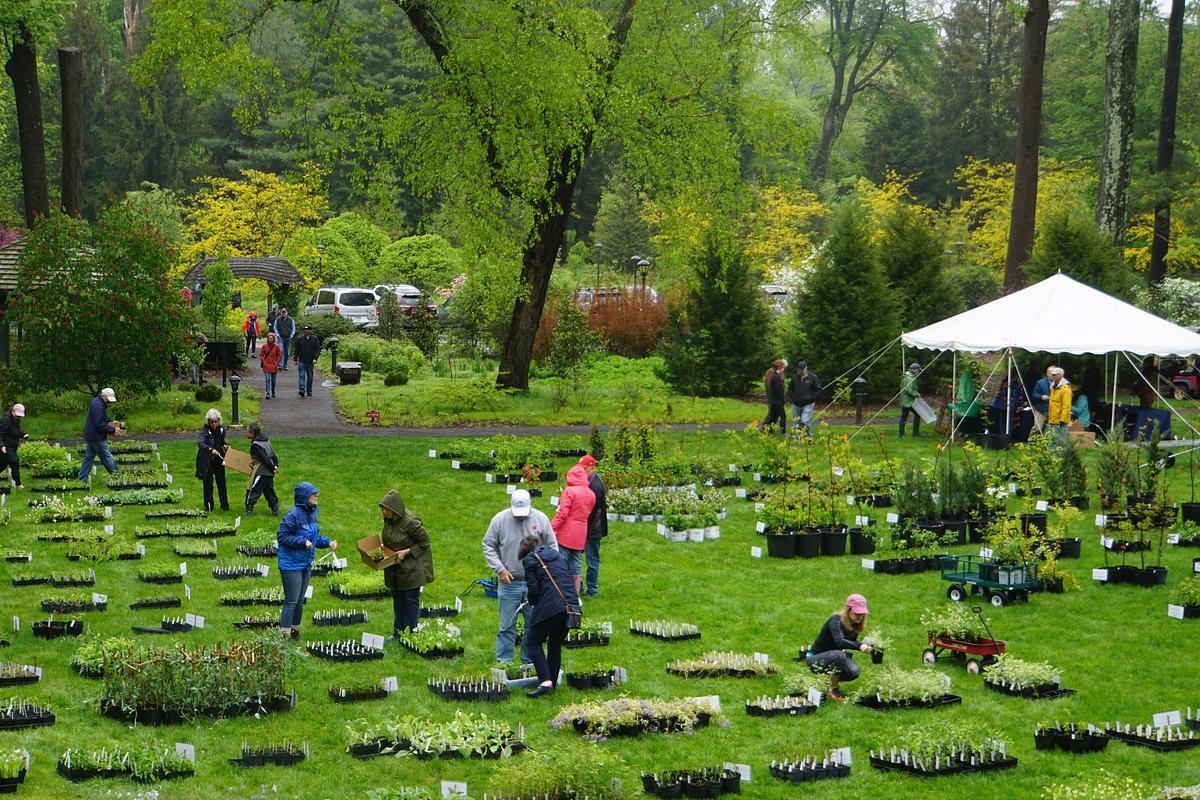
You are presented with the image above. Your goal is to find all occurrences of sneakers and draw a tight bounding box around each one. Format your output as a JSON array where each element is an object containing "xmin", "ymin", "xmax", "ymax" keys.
[{"xmin": 826, "ymin": 688, "xmax": 847, "ymax": 703}]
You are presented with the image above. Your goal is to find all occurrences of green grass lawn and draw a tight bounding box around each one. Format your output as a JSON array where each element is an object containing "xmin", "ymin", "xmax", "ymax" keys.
[{"xmin": 2, "ymin": 433, "xmax": 1199, "ymax": 799}]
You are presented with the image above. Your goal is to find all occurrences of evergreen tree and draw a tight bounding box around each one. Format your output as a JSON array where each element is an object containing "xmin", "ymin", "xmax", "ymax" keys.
[
  {"xmin": 879, "ymin": 204, "xmax": 961, "ymax": 331},
  {"xmin": 1024, "ymin": 213, "xmax": 1131, "ymax": 298},
  {"xmin": 200, "ymin": 252, "xmax": 235, "ymax": 336},
  {"xmin": 323, "ymin": 212, "xmax": 390, "ymax": 269},
  {"xmin": 798, "ymin": 201, "xmax": 899, "ymax": 400},
  {"xmin": 592, "ymin": 168, "xmax": 654, "ymax": 272},
  {"xmin": 660, "ymin": 227, "xmax": 771, "ymax": 397}
]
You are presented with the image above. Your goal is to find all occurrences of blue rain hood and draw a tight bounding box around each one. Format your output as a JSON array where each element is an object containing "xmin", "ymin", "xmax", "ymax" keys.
[{"xmin": 293, "ymin": 481, "xmax": 319, "ymax": 507}]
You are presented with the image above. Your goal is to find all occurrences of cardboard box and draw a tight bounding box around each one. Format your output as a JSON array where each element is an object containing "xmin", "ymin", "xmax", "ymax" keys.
[
  {"xmin": 222, "ymin": 447, "xmax": 255, "ymax": 476},
  {"xmin": 356, "ymin": 535, "xmax": 400, "ymax": 570},
  {"xmin": 1068, "ymin": 431, "xmax": 1096, "ymax": 448}
]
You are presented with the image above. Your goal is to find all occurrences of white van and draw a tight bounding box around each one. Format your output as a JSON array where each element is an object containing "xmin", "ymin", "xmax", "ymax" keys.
[{"xmin": 302, "ymin": 286, "xmax": 379, "ymax": 328}]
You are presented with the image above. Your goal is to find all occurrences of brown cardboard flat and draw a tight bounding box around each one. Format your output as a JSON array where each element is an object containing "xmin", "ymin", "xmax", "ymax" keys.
[
  {"xmin": 222, "ymin": 447, "xmax": 255, "ymax": 476},
  {"xmin": 356, "ymin": 535, "xmax": 400, "ymax": 570}
]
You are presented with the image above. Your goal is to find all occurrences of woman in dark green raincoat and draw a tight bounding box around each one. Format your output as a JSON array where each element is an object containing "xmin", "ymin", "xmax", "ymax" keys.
[{"xmin": 379, "ymin": 490, "xmax": 434, "ymax": 635}]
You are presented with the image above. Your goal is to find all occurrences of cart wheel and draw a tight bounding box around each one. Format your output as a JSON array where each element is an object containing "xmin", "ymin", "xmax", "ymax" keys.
[
  {"xmin": 947, "ymin": 584, "xmax": 966, "ymax": 602},
  {"xmin": 922, "ymin": 649, "xmax": 937, "ymax": 666},
  {"xmin": 966, "ymin": 658, "xmax": 982, "ymax": 675},
  {"xmin": 989, "ymin": 591, "xmax": 1007, "ymax": 608}
]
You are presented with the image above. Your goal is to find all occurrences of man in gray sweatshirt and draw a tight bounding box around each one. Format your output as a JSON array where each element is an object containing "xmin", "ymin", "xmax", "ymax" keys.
[{"xmin": 482, "ymin": 489, "xmax": 558, "ymax": 664}]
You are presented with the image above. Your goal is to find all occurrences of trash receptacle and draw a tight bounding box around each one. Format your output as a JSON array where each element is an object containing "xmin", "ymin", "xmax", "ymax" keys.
[{"xmin": 338, "ymin": 362, "xmax": 362, "ymax": 385}]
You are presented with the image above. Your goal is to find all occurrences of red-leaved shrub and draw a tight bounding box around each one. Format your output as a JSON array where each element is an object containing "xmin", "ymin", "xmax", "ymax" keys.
[{"xmin": 588, "ymin": 291, "xmax": 667, "ymax": 357}]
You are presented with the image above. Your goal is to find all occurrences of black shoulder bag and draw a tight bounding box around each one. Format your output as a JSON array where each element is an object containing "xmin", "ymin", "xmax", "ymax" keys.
[{"xmin": 534, "ymin": 553, "xmax": 582, "ymax": 629}]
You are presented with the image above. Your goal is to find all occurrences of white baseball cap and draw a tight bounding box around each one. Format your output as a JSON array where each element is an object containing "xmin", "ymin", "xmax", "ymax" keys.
[
  {"xmin": 510, "ymin": 489, "xmax": 532, "ymax": 518},
  {"xmin": 100, "ymin": 388, "xmax": 117, "ymax": 402}
]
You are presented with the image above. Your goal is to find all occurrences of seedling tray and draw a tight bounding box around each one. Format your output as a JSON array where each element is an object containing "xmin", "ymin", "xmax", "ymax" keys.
[
  {"xmin": 563, "ymin": 635, "xmax": 610, "ymax": 649},
  {"xmin": 856, "ymin": 693, "xmax": 962, "ymax": 711},
  {"xmin": 398, "ymin": 640, "xmax": 464, "ymax": 660},
  {"xmin": 129, "ymin": 598, "xmax": 181, "ymax": 610},
  {"xmin": 1106, "ymin": 729, "xmax": 1200, "ymax": 751},
  {"xmin": 0, "ymin": 711, "xmax": 55, "ymax": 730},
  {"xmin": 746, "ymin": 701, "xmax": 816, "ymax": 717},
  {"xmin": 329, "ymin": 686, "xmax": 388, "ymax": 703},
  {"xmin": 870, "ymin": 753, "xmax": 1017, "ymax": 776},
  {"xmin": 984, "ymin": 681, "xmax": 1076, "ymax": 700}
]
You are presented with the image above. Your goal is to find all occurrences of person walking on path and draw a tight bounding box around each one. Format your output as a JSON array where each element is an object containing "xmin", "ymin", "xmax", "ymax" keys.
[
  {"xmin": 1047, "ymin": 367, "xmax": 1072, "ymax": 448},
  {"xmin": 788, "ymin": 361, "xmax": 821, "ymax": 438},
  {"xmin": 266, "ymin": 306, "xmax": 279, "ymax": 332},
  {"xmin": 78, "ymin": 388, "xmax": 122, "ymax": 482},
  {"xmin": 196, "ymin": 409, "xmax": 230, "ymax": 512},
  {"xmin": 579, "ymin": 454, "xmax": 607, "ymax": 597},
  {"xmin": 520, "ymin": 536, "xmax": 580, "ymax": 697},
  {"xmin": 0, "ymin": 403, "xmax": 29, "ymax": 488},
  {"xmin": 806, "ymin": 593, "xmax": 875, "ymax": 702},
  {"xmin": 1031, "ymin": 366, "xmax": 1054, "ymax": 433},
  {"xmin": 244, "ymin": 422, "xmax": 280, "ymax": 516},
  {"xmin": 242, "ymin": 310, "xmax": 261, "ymax": 358},
  {"xmin": 899, "ymin": 364, "xmax": 923, "ymax": 437},
  {"xmin": 482, "ymin": 490, "xmax": 558, "ymax": 665},
  {"xmin": 260, "ymin": 332, "xmax": 282, "ymax": 399},
  {"xmin": 550, "ymin": 464, "xmax": 595, "ymax": 594},
  {"xmin": 293, "ymin": 324, "xmax": 321, "ymax": 398},
  {"xmin": 378, "ymin": 490, "xmax": 434, "ymax": 636},
  {"xmin": 276, "ymin": 481, "xmax": 336, "ymax": 639},
  {"xmin": 761, "ymin": 359, "xmax": 788, "ymax": 434},
  {"xmin": 274, "ymin": 308, "xmax": 296, "ymax": 370}
]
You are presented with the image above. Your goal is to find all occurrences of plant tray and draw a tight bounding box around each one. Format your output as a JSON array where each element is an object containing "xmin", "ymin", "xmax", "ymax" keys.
[
  {"xmin": 132, "ymin": 625, "xmax": 191, "ymax": 635},
  {"xmin": 139, "ymin": 575, "xmax": 183, "ymax": 585},
  {"xmin": 329, "ymin": 686, "xmax": 388, "ymax": 703},
  {"xmin": 565, "ymin": 673, "xmax": 617, "ymax": 691},
  {"xmin": 419, "ymin": 606, "xmax": 459, "ymax": 618},
  {"xmin": 869, "ymin": 754, "xmax": 1017, "ymax": 776},
  {"xmin": 129, "ymin": 598, "xmax": 181, "ymax": 610},
  {"xmin": 3, "ymin": 555, "xmax": 32, "ymax": 563},
  {"xmin": 66, "ymin": 552, "xmax": 141, "ymax": 562},
  {"xmin": 0, "ymin": 768, "xmax": 25, "ymax": 793},
  {"xmin": 398, "ymin": 640, "xmax": 464, "ymax": 660},
  {"xmin": 32, "ymin": 620, "xmax": 84, "ymax": 639},
  {"xmin": 746, "ymin": 701, "xmax": 816, "ymax": 717},
  {"xmin": 236, "ymin": 545, "xmax": 277, "ymax": 557},
  {"xmin": 219, "ymin": 596, "xmax": 282, "ymax": 607},
  {"xmin": 230, "ymin": 750, "xmax": 306, "ymax": 768},
  {"xmin": 98, "ymin": 694, "xmax": 295, "ymax": 725},
  {"xmin": 49, "ymin": 577, "xmax": 96, "ymax": 588},
  {"xmin": 212, "ymin": 568, "xmax": 265, "ymax": 580},
  {"xmin": 305, "ymin": 643, "xmax": 384, "ymax": 662},
  {"xmin": 856, "ymin": 694, "xmax": 962, "ymax": 711},
  {"xmin": 0, "ymin": 711, "xmax": 55, "ymax": 730},
  {"xmin": 40, "ymin": 600, "xmax": 105, "ymax": 614},
  {"xmin": 310, "ymin": 561, "xmax": 344, "ymax": 576},
  {"xmin": 30, "ymin": 484, "xmax": 88, "ymax": 492},
  {"xmin": 563, "ymin": 635, "xmax": 610, "ymax": 649},
  {"xmin": 232, "ymin": 619, "xmax": 277, "ymax": 630},
  {"xmin": 1106, "ymin": 730, "xmax": 1200, "ymax": 751},
  {"xmin": 666, "ymin": 666, "xmax": 771, "ymax": 679},
  {"xmin": 769, "ymin": 763, "xmax": 850, "ymax": 783},
  {"xmin": 1035, "ymin": 729, "xmax": 1109, "ymax": 753},
  {"xmin": 570, "ymin": 712, "xmax": 713, "ymax": 738},
  {"xmin": 145, "ymin": 509, "xmax": 208, "ymax": 519},
  {"xmin": 173, "ymin": 549, "xmax": 216, "ymax": 559},
  {"xmin": 330, "ymin": 587, "xmax": 390, "ymax": 601},
  {"xmin": 10, "ymin": 577, "xmax": 48, "ymax": 587},
  {"xmin": 427, "ymin": 683, "xmax": 510, "ymax": 702},
  {"xmin": 630, "ymin": 630, "xmax": 700, "ymax": 642},
  {"xmin": 984, "ymin": 681, "xmax": 1076, "ymax": 700},
  {"xmin": 0, "ymin": 669, "xmax": 40, "ymax": 686}
]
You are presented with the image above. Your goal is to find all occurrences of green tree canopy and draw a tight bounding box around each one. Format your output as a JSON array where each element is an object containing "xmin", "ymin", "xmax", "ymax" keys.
[
  {"xmin": 376, "ymin": 234, "xmax": 462, "ymax": 292},
  {"xmin": 280, "ymin": 226, "xmax": 366, "ymax": 287},
  {"xmin": 1024, "ymin": 213, "xmax": 1132, "ymax": 299},
  {"xmin": 322, "ymin": 212, "xmax": 390, "ymax": 269}
]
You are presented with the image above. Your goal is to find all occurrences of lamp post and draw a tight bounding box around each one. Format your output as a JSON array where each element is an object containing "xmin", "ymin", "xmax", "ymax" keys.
[
  {"xmin": 853, "ymin": 376, "xmax": 867, "ymax": 426},
  {"xmin": 592, "ymin": 243, "xmax": 603, "ymax": 296},
  {"xmin": 327, "ymin": 336, "xmax": 340, "ymax": 378},
  {"xmin": 637, "ymin": 258, "xmax": 651, "ymax": 294},
  {"xmin": 229, "ymin": 373, "xmax": 241, "ymax": 425}
]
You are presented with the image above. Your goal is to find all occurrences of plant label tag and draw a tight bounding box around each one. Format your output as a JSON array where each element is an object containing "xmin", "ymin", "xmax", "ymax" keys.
[
  {"xmin": 0, "ymin": 494, "xmax": 4, "ymax": 506},
  {"xmin": 234, "ymin": 516, "xmax": 242, "ymax": 529},
  {"xmin": 833, "ymin": 747, "xmax": 852, "ymax": 765},
  {"xmin": 185, "ymin": 613, "xmax": 205, "ymax": 629},
  {"xmin": 257, "ymin": 564, "xmax": 269, "ymax": 577},
  {"xmin": 753, "ymin": 473, "xmax": 761, "ymax": 482},
  {"xmin": 451, "ymin": 460, "xmax": 461, "ymax": 470},
  {"xmin": 979, "ymin": 547, "xmax": 994, "ymax": 560},
  {"xmin": 807, "ymin": 687, "xmax": 823, "ymax": 707},
  {"xmin": 362, "ymin": 632, "xmax": 385, "ymax": 650},
  {"xmin": 382, "ymin": 676, "xmax": 399, "ymax": 693},
  {"xmin": 750, "ymin": 546, "xmax": 763, "ymax": 558},
  {"xmin": 165, "ymin": 473, "xmax": 173, "ymax": 484},
  {"xmin": 104, "ymin": 525, "xmax": 114, "ymax": 535},
  {"xmin": 506, "ymin": 484, "xmax": 516, "ymax": 495},
  {"xmin": 428, "ymin": 449, "xmax": 437, "ymax": 458},
  {"xmin": 455, "ymin": 597, "xmax": 463, "ymax": 613},
  {"xmin": 754, "ymin": 502, "xmax": 765, "ymax": 513},
  {"xmin": 753, "ymin": 652, "xmax": 769, "ymax": 665},
  {"xmin": 1036, "ymin": 500, "xmax": 1049, "ymax": 511},
  {"xmin": 151, "ymin": 443, "xmax": 158, "ymax": 451},
  {"xmin": 755, "ymin": 521, "xmax": 766, "ymax": 533},
  {"xmin": 440, "ymin": 782, "xmax": 468, "ymax": 800},
  {"xmin": 11, "ymin": 616, "xmax": 18, "ymax": 631},
  {"xmin": 304, "ymin": 585, "xmax": 313, "ymax": 599},
  {"xmin": 335, "ymin": 557, "xmax": 347, "ymax": 569},
  {"xmin": 931, "ymin": 493, "xmax": 940, "ymax": 503},
  {"xmin": 1168, "ymin": 534, "xmax": 1180, "ymax": 544},
  {"xmin": 1153, "ymin": 710, "xmax": 1182, "ymax": 727},
  {"xmin": 175, "ymin": 743, "xmax": 195, "ymax": 763},
  {"xmin": 724, "ymin": 763, "xmax": 752, "ymax": 783},
  {"xmin": 614, "ymin": 666, "xmax": 627, "ymax": 684},
  {"xmin": 1095, "ymin": 514, "xmax": 1108, "ymax": 526},
  {"xmin": 485, "ymin": 473, "xmax": 493, "ymax": 483},
  {"xmin": 846, "ymin": 495, "xmax": 856, "ymax": 505},
  {"xmin": 1168, "ymin": 604, "xmax": 1186, "ymax": 620},
  {"xmin": 162, "ymin": 462, "xmax": 169, "ymax": 472},
  {"xmin": 1195, "ymin": 559, "xmax": 1200, "ymax": 574},
  {"xmin": 692, "ymin": 695, "xmax": 721, "ymax": 713},
  {"xmin": 550, "ymin": 495, "xmax": 559, "ymax": 507},
  {"xmin": 104, "ymin": 506, "xmax": 112, "ymax": 518},
  {"xmin": 33, "ymin": 666, "xmax": 42, "ymax": 678},
  {"xmin": 832, "ymin": 466, "xmax": 845, "ymax": 477},
  {"xmin": 92, "ymin": 593, "xmax": 107, "ymax": 605},
  {"xmin": 1008, "ymin": 482, "xmax": 1017, "ymax": 493},
  {"xmin": 735, "ymin": 488, "xmax": 746, "ymax": 498},
  {"xmin": 855, "ymin": 515, "xmax": 871, "ymax": 526},
  {"xmin": 862, "ymin": 559, "xmax": 875, "ymax": 571},
  {"xmin": 184, "ymin": 584, "xmax": 191, "ymax": 600},
  {"xmin": 20, "ymin": 749, "xmax": 28, "ymax": 771},
  {"xmin": 1092, "ymin": 568, "xmax": 1109, "ymax": 582},
  {"xmin": 729, "ymin": 463, "xmax": 738, "ymax": 472},
  {"xmin": 179, "ymin": 562, "xmax": 187, "ymax": 575},
  {"xmin": 886, "ymin": 512, "xmax": 900, "ymax": 523},
  {"xmin": 1100, "ymin": 535, "xmax": 1115, "ymax": 549},
  {"xmin": 136, "ymin": 543, "xmax": 146, "ymax": 555},
  {"xmin": 657, "ymin": 523, "xmax": 666, "ymax": 535}
]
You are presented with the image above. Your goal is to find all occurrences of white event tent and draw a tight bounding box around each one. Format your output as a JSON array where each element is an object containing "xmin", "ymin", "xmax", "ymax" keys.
[{"xmin": 899, "ymin": 274, "xmax": 1200, "ymax": 438}]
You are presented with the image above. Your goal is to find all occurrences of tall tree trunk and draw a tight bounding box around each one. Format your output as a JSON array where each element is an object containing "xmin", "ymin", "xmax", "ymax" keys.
[
  {"xmin": 811, "ymin": 66, "xmax": 847, "ymax": 182},
  {"xmin": 1003, "ymin": 0, "xmax": 1049, "ymax": 294},
  {"xmin": 5, "ymin": 22, "xmax": 50, "ymax": 228},
  {"xmin": 59, "ymin": 48, "xmax": 85, "ymax": 218},
  {"xmin": 1148, "ymin": 0, "xmax": 1185, "ymax": 285},
  {"xmin": 122, "ymin": 0, "xmax": 146, "ymax": 57},
  {"xmin": 1095, "ymin": 0, "xmax": 1139, "ymax": 243}
]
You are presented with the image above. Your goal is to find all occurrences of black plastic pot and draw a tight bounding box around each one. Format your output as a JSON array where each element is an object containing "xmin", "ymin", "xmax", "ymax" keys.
[
  {"xmin": 819, "ymin": 528, "xmax": 847, "ymax": 557},
  {"xmin": 796, "ymin": 532, "xmax": 822, "ymax": 559},
  {"xmin": 871, "ymin": 649, "xmax": 884, "ymax": 665},
  {"xmin": 940, "ymin": 519, "xmax": 968, "ymax": 544},
  {"xmin": 849, "ymin": 528, "xmax": 875, "ymax": 555},
  {"xmin": 1019, "ymin": 513, "xmax": 1047, "ymax": 535},
  {"xmin": 1127, "ymin": 566, "xmax": 1168, "ymax": 587},
  {"xmin": 966, "ymin": 518, "xmax": 989, "ymax": 543},
  {"xmin": 1182, "ymin": 502, "xmax": 1200, "ymax": 523},
  {"xmin": 986, "ymin": 433, "xmax": 1010, "ymax": 450},
  {"xmin": 1070, "ymin": 495, "xmax": 1090, "ymax": 510},
  {"xmin": 765, "ymin": 534, "xmax": 796, "ymax": 559},
  {"xmin": 1054, "ymin": 538, "xmax": 1082, "ymax": 559}
]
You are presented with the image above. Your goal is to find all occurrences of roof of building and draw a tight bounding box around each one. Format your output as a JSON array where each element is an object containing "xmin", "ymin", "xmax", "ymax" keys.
[
  {"xmin": 185, "ymin": 256, "xmax": 305, "ymax": 286},
  {"xmin": 0, "ymin": 237, "xmax": 26, "ymax": 292}
]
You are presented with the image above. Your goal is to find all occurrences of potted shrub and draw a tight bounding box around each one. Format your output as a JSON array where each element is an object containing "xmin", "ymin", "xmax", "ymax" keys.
[
  {"xmin": 1095, "ymin": 432, "xmax": 1131, "ymax": 510},
  {"xmin": 1169, "ymin": 574, "xmax": 1200, "ymax": 618},
  {"xmin": 982, "ymin": 654, "xmax": 1073, "ymax": 699},
  {"xmin": 850, "ymin": 666, "xmax": 957, "ymax": 710},
  {"xmin": 1060, "ymin": 442, "xmax": 1089, "ymax": 509}
]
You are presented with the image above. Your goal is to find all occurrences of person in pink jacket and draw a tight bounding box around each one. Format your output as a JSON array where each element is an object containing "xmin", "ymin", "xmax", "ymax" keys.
[{"xmin": 551, "ymin": 464, "xmax": 596, "ymax": 593}]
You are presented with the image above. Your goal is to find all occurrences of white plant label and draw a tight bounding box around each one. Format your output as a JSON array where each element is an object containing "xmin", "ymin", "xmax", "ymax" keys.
[
  {"xmin": 104, "ymin": 524, "xmax": 114, "ymax": 535},
  {"xmin": 1095, "ymin": 514, "xmax": 1108, "ymax": 526},
  {"xmin": 861, "ymin": 559, "xmax": 875, "ymax": 571},
  {"xmin": 755, "ymin": 521, "xmax": 767, "ymax": 533},
  {"xmin": 1035, "ymin": 500, "xmax": 1049, "ymax": 511},
  {"xmin": 979, "ymin": 547, "xmax": 994, "ymax": 560},
  {"xmin": 1092, "ymin": 568, "xmax": 1109, "ymax": 582},
  {"xmin": 753, "ymin": 652, "xmax": 769, "ymax": 665},
  {"xmin": 185, "ymin": 613, "xmax": 205, "ymax": 629},
  {"xmin": 136, "ymin": 543, "xmax": 146, "ymax": 556},
  {"xmin": 104, "ymin": 506, "xmax": 112, "ymax": 518},
  {"xmin": 832, "ymin": 466, "xmax": 845, "ymax": 477},
  {"xmin": 729, "ymin": 463, "xmax": 738, "ymax": 472},
  {"xmin": 11, "ymin": 616, "xmax": 18, "ymax": 631},
  {"xmin": 451, "ymin": 460, "xmax": 461, "ymax": 470},
  {"xmin": 506, "ymin": 485, "xmax": 515, "ymax": 496},
  {"xmin": 184, "ymin": 584, "xmax": 191, "ymax": 600},
  {"xmin": 304, "ymin": 585, "xmax": 313, "ymax": 599},
  {"xmin": 1168, "ymin": 534, "xmax": 1181, "ymax": 544},
  {"xmin": 162, "ymin": 462, "xmax": 169, "ymax": 472},
  {"xmin": 1008, "ymin": 482, "xmax": 1017, "ymax": 493},
  {"xmin": 724, "ymin": 763, "xmax": 752, "ymax": 783},
  {"xmin": 693, "ymin": 695, "xmax": 721, "ymax": 713},
  {"xmin": 1195, "ymin": 560, "xmax": 1200, "ymax": 574},
  {"xmin": 614, "ymin": 666, "xmax": 627, "ymax": 684},
  {"xmin": 485, "ymin": 473, "xmax": 493, "ymax": 483},
  {"xmin": 855, "ymin": 515, "xmax": 871, "ymax": 526},
  {"xmin": 833, "ymin": 747, "xmax": 852, "ymax": 766},
  {"xmin": 428, "ymin": 449, "xmax": 437, "ymax": 458},
  {"xmin": 179, "ymin": 562, "xmax": 187, "ymax": 576},
  {"xmin": 92, "ymin": 593, "xmax": 107, "ymax": 605},
  {"xmin": 755, "ymin": 503, "xmax": 765, "ymax": 513},
  {"xmin": 750, "ymin": 546, "xmax": 763, "ymax": 558},
  {"xmin": 234, "ymin": 516, "xmax": 242, "ymax": 529},
  {"xmin": 846, "ymin": 495, "xmax": 856, "ymax": 506},
  {"xmin": 257, "ymin": 564, "xmax": 270, "ymax": 577},
  {"xmin": 656, "ymin": 523, "xmax": 666, "ymax": 535},
  {"xmin": 1153, "ymin": 710, "xmax": 1182, "ymax": 728},
  {"xmin": 440, "ymin": 782, "xmax": 468, "ymax": 800},
  {"xmin": 334, "ymin": 557, "xmax": 347, "ymax": 569},
  {"xmin": 753, "ymin": 473, "xmax": 761, "ymax": 482},
  {"xmin": 550, "ymin": 496, "xmax": 559, "ymax": 507},
  {"xmin": 1100, "ymin": 535, "xmax": 1115, "ymax": 549},
  {"xmin": 886, "ymin": 512, "xmax": 900, "ymax": 523},
  {"xmin": 175, "ymin": 743, "xmax": 195, "ymax": 763},
  {"xmin": 151, "ymin": 443, "xmax": 158, "ymax": 451},
  {"xmin": 165, "ymin": 474, "xmax": 173, "ymax": 484},
  {"xmin": 807, "ymin": 688, "xmax": 823, "ymax": 707},
  {"xmin": 1168, "ymin": 604, "xmax": 1186, "ymax": 620},
  {"xmin": 362, "ymin": 632, "xmax": 386, "ymax": 650},
  {"xmin": 455, "ymin": 596, "xmax": 463, "ymax": 613},
  {"xmin": 382, "ymin": 676, "xmax": 399, "ymax": 693},
  {"xmin": 735, "ymin": 488, "xmax": 747, "ymax": 498},
  {"xmin": 491, "ymin": 667, "xmax": 508, "ymax": 684}
]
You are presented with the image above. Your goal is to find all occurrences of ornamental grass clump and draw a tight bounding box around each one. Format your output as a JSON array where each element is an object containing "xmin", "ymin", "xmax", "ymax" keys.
[
  {"xmin": 983, "ymin": 654, "xmax": 1062, "ymax": 693},
  {"xmin": 172, "ymin": 539, "xmax": 217, "ymax": 558},
  {"xmin": 219, "ymin": 587, "xmax": 284, "ymax": 606},
  {"xmin": 921, "ymin": 603, "xmax": 989, "ymax": 642},
  {"xmin": 486, "ymin": 742, "xmax": 632, "ymax": 800},
  {"xmin": 65, "ymin": 536, "xmax": 139, "ymax": 561}
]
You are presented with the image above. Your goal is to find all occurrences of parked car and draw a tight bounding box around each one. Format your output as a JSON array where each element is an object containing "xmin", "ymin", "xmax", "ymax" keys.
[
  {"xmin": 302, "ymin": 286, "xmax": 380, "ymax": 328},
  {"xmin": 374, "ymin": 284, "xmax": 437, "ymax": 316},
  {"xmin": 572, "ymin": 285, "xmax": 660, "ymax": 309},
  {"xmin": 760, "ymin": 284, "xmax": 791, "ymax": 314}
]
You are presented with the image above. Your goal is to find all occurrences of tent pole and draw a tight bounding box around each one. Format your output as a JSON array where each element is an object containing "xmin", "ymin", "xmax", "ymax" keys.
[
  {"xmin": 1111, "ymin": 355, "xmax": 1120, "ymax": 434},
  {"xmin": 951, "ymin": 353, "xmax": 957, "ymax": 440},
  {"xmin": 1005, "ymin": 350, "xmax": 1012, "ymax": 437}
]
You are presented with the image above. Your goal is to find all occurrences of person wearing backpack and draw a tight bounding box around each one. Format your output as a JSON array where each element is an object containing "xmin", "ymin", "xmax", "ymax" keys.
[
  {"xmin": 242, "ymin": 311, "xmax": 261, "ymax": 357},
  {"xmin": 274, "ymin": 308, "xmax": 296, "ymax": 370}
]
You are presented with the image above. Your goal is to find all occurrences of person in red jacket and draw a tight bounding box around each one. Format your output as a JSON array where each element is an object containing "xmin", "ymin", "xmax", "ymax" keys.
[
  {"xmin": 259, "ymin": 332, "xmax": 282, "ymax": 399},
  {"xmin": 242, "ymin": 311, "xmax": 262, "ymax": 357},
  {"xmin": 550, "ymin": 464, "xmax": 595, "ymax": 593}
]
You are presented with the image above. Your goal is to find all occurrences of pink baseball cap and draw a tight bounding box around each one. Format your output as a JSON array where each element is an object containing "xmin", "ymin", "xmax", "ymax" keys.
[
  {"xmin": 577, "ymin": 455, "xmax": 598, "ymax": 468},
  {"xmin": 845, "ymin": 593, "xmax": 869, "ymax": 614},
  {"xmin": 11, "ymin": 404, "xmax": 24, "ymax": 417}
]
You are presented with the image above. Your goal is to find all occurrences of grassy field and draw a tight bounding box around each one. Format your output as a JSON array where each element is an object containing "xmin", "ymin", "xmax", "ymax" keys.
[{"xmin": 2, "ymin": 432, "xmax": 1199, "ymax": 799}]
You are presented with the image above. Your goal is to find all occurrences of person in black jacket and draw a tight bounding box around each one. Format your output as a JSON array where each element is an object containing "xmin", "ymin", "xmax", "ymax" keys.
[
  {"xmin": 195, "ymin": 409, "xmax": 230, "ymax": 512},
  {"xmin": 293, "ymin": 325, "xmax": 322, "ymax": 398},
  {"xmin": 244, "ymin": 422, "xmax": 280, "ymax": 515},
  {"xmin": 579, "ymin": 454, "xmax": 607, "ymax": 597},
  {"xmin": 806, "ymin": 593, "xmax": 874, "ymax": 702},
  {"xmin": 761, "ymin": 359, "xmax": 788, "ymax": 434},
  {"xmin": 788, "ymin": 362, "xmax": 821, "ymax": 438},
  {"xmin": 520, "ymin": 536, "xmax": 580, "ymax": 697},
  {"xmin": 0, "ymin": 403, "xmax": 29, "ymax": 488}
]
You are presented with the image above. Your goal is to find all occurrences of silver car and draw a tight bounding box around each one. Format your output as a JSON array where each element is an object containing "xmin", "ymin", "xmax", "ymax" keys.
[{"xmin": 301, "ymin": 286, "xmax": 379, "ymax": 328}]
